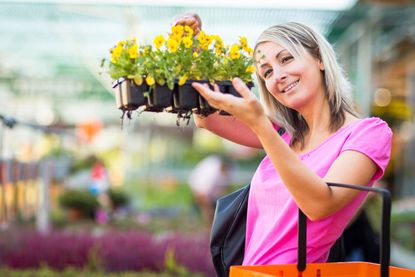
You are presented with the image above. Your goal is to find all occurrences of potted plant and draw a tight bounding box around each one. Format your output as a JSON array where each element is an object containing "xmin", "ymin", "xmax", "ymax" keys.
[
  {"xmin": 216, "ymin": 36, "xmax": 256, "ymax": 115},
  {"xmin": 170, "ymin": 25, "xmax": 202, "ymax": 114},
  {"xmin": 188, "ymin": 32, "xmax": 224, "ymax": 116},
  {"xmin": 143, "ymin": 29, "xmax": 182, "ymax": 112},
  {"xmin": 107, "ymin": 188, "xmax": 130, "ymax": 211},
  {"xmin": 103, "ymin": 28, "xmax": 256, "ymax": 120},
  {"xmin": 102, "ymin": 38, "xmax": 148, "ymax": 117},
  {"xmin": 58, "ymin": 189, "xmax": 100, "ymax": 221}
]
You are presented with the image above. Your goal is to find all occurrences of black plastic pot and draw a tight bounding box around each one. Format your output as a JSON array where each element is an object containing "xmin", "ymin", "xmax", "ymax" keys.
[
  {"xmin": 197, "ymin": 95, "xmax": 217, "ymax": 116},
  {"xmin": 112, "ymin": 78, "xmax": 147, "ymax": 111},
  {"xmin": 174, "ymin": 80, "xmax": 200, "ymax": 111},
  {"xmin": 191, "ymin": 80, "xmax": 216, "ymax": 116},
  {"xmin": 218, "ymin": 81, "xmax": 254, "ymax": 116},
  {"xmin": 145, "ymin": 84, "xmax": 175, "ymax": 112}
]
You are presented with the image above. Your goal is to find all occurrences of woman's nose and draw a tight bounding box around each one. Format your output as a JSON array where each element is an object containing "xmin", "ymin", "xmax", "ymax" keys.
[{"xmin": 272, "ymin": 67, "xmax": 287, "ymax": 83}]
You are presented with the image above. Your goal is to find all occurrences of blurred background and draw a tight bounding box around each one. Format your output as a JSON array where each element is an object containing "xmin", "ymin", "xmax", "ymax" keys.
[{"xmin": 0, "ymin": 0, "xmax": 414, "ymax": 276}]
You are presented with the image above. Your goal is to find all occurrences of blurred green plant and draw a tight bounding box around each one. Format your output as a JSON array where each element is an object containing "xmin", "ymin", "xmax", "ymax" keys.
[
  {"xmin": 58, "ymin": 189, "xmax": 100, "ymax": 220},
  {"xmin": 69, "ymin": 156, "xmax": 97, "ymax": 174},
  {"xmin": 391, "ymin": 208, "xmax": 415, "ymax": 251},
  {"xmin": 164, "ymin": 248, "xmax": 204, "ymax": 277},
  {"xmin": 136, "ymin": 183, "xmax": 193, "ymax": 211},
  {"xmin": 108, "ymin": 188, "xmax": 130, "ymax": 209}
]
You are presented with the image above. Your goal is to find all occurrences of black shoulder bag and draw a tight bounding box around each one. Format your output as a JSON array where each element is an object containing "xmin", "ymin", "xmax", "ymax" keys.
[
  {"xmin": 210, "ymin": 184, "xmax": 250, "ymax": 277},
  {"xmin": 209, "ymin": 128, "xmax": 286, "ymax": 277}
]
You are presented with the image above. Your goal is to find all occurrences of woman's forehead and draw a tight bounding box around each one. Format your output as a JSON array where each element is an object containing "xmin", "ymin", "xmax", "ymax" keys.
[{"xmin": 255, "ymin": 40, "xmax": 305, "ymax": 61}]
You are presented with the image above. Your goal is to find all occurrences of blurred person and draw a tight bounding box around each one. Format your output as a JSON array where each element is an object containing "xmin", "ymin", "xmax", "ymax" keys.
[
  {"xmin": 90, "ymin": 158, "xmax": 110, "ymax": 196},
  {"xmin": 188, "ymin": 155, "xmax": 232, "ymax": 227},
  {"xmin": 175, "ymin": 14, "xmax": 393, "ymax": 265},
  {"xmin": 89, "ymin": 157, "xmax": 111, "ymax": 224}
]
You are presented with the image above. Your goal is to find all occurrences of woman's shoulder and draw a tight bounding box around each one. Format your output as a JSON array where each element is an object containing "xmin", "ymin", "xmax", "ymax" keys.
[
  {"xmin": 348, "ymin": 117, "xmax": 392, "ymax": 134},
  {"xmin": 343, "ymin": 116, "xmax": 392, "ymax": 149}
]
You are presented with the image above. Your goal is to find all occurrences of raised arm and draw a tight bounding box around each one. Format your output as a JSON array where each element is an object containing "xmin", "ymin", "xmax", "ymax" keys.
[{"xmin": 194, "ymin": 113, "xmax": 263, "ymax": 149}]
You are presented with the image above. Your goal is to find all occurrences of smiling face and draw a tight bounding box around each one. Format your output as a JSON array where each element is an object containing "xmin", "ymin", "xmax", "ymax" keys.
[{"xmin": 256, "ymin": 41, "xmax": 325, "ymax": 112}]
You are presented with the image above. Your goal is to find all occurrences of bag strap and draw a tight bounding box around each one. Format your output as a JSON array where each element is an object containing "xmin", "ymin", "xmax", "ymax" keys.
[{"xmin": 297, "ymin": 182, "xmax": 391, "ymax": 277}]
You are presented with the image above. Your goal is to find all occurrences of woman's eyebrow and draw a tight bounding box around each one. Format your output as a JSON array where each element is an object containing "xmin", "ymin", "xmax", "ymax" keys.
[
  {"xmin": 259, "ymin": 49, "xmax": 287, "ymax": 69},
  {"xmin": 275, "ymin": 49, "xmax": 286, "ymax": 59}
]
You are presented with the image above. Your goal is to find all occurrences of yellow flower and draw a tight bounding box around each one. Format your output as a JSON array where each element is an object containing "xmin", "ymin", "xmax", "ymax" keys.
[
  {"xmin": 184, "ymin": 26, "xmax": 194, "ymax": 36},
  {"xmin": 182, "ymin": 36, "xmax": 193, "ymax": 49},
  {"xmin": 111, "ymin": 45, "xmax": 123, "ymax": 63},
  {"xmin": 197, "ymin": 31, "xmax": 210, "ymax": 46},
  {"xmin": 133, "ymin": 76, "xmax": 143, "ymax": 85},
  {"xmin": 170, "ymin": 33, "xmax": 182, "ymax": 43},
  {"xmin": 244, "ymin": 47, "xmax": 254, "ymax": 56},
  {"xmin": 200, "ymin": 42, "xmax": 209, "ymax": 51},
  {"xmin": 178, "ymin": 75, "xmax": 188, "ymax": 86},
  {"xmin": 146, "ymin": 75, "xmax": 155, "ymax": 86},
  {"xmin": 117, "ymin": 40, "xmax": 126, "ymax": 47},
  {"xmin": 171, "ymin": 25, "xmax": 184, "ymax": 40},
  {"xmin": 245, "ymin": 66, "xmax": 256, "ymax": 73},
  {"xmin": 230, "ymin": 51, "xmax": 241, "ymax": 60},
  {"xmin": 229, "ymin": 44, "xmax": 241, "ymax": 60},
  {"xmin": 214, "ymin": 35, "xmax": 223, "ymax": 47},
  {"xmin": 239, "ymin": 36, "xmax": 248, "ymax": 48},
  {"xmin": 230, "ymin": 44, "xmax": 240, "ymax": 52},
  {"xmin": 193, "ymin": 52, "xmax": 199, "ymax": 58},
  {"xmin": 154, "ymin": 35, "xmax": 165, "ymax": 49},
  {"xmin": 167, "ymin": 38, "xmax": 179, "ymax": 53},
  {"xmin": 215, "ymin": 46, "xmax": 223, "ymax": 56},
  {"xmin": 128, "ymin": 44, "xmax": 138, "ymax": 59}
]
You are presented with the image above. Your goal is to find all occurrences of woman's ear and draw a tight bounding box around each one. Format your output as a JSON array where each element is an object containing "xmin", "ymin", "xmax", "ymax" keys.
[{"xmin": 319, "ymin": 60, "xmax": 325, "ymax": 71}]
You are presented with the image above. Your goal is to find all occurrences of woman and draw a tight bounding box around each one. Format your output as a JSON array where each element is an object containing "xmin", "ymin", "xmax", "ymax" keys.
[{"xmin": 176, "ymin": 15, "xmax": 392, "ymax": 265}]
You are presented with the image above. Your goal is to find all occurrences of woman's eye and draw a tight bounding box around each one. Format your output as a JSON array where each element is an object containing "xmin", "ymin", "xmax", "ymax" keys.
[
  {"xmin": 264, "ymin": 69, "xmax": 273, "ymax": 78},
  {"xmin": 281, "ymin": 56, "xmax": 293, "ymax": 64}
]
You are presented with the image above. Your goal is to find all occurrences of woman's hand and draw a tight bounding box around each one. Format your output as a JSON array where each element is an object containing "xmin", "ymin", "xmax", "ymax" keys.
[
  {"xmin": 172, "ymin": 13, "xmax": 202, "ymax": 36},
  {"xmin": 192, "ymin": 78, "xmax": 268, "ymax": 132}
]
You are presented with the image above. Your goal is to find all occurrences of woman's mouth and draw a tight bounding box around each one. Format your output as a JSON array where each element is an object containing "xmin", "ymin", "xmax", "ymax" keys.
[{"xmin": 282, "ymin": 80, "xmax": 299, "ymax": 93}]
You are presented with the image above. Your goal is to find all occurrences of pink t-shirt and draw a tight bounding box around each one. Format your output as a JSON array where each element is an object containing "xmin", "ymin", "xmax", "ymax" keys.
[{"xmin": 243, "ymin": 117, "xmax": 392, "ymax": 265}]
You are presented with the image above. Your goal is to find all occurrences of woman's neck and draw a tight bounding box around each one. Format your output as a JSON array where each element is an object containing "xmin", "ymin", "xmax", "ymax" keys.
[{"xmin": 300, "ymin": 96, "xmax": 332, "ymax": 138}]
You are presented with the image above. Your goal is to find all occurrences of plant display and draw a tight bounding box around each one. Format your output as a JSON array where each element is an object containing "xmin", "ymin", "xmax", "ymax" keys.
[
  {"xmin": 216, "ymin": 36, "xmax": 256, "ymax": 84},
  {"xmin": 104, "ymin": 38, "xmax": 146, "ymax": 85},
  {"xmin": 145, "ymin": 25, "xmax": 197, "ymax": 90},
  {"xmin": 101, "ymin": 25, "xmax": 256, "ymax": 122}
]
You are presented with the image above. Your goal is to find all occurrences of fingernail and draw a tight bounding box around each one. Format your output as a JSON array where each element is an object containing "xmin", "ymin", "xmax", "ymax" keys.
[{"xmin": 233, "ymin": 78, "xmax": 243, "ymax": 85}]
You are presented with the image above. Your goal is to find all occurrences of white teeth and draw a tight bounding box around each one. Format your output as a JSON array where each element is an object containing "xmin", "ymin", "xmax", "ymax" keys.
[{"xmin": 283, "ymin": 81, "xmax": 298, "ymax": 93}]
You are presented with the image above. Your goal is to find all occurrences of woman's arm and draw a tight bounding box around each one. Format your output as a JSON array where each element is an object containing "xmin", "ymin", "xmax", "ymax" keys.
[
  {"xmin": 193, "ymin": 78, "xmax": 379, "ymax": 221},
  {"xmin": 194, "ymin": 113, "xmax": 263, "ymax": 148},
  {"xmin": 253, "ymin": 119, "xmax": 378, "ymax": 221}
]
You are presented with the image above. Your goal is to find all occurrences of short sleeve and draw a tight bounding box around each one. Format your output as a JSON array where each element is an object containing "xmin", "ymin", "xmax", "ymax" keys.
[{"xmin": 341, "ymin": 118, "xmax": 392, "ymax": 181}]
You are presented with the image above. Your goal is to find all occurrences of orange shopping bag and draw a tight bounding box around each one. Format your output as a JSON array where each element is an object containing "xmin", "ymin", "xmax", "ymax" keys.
[{"xmin": 230, "ymin": 183, "xmax": 415, "ymax": 277}]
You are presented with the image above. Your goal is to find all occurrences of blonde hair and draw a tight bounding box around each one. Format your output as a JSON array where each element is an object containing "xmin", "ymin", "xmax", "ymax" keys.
[{"xmin": 254, "ymin": 22, "xmax": 356, "ymax": 147}]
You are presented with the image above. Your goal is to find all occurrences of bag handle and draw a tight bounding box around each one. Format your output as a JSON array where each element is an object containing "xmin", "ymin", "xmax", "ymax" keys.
[{"xmin": 297, "ymin": 182, "xmax": 391, "ymax": 277}]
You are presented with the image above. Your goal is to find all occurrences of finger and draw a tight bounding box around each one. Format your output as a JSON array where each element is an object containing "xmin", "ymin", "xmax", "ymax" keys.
[
  {"xmin": 232, "ymin": 78, "xmax": 254, "ymax": 99},
  {"xmin": 192, "ymin": 83, "xmax": 221, "ymax": 108},
  {"xmin": 213, "ymin": 83, "xmax": 220, "ymax": 92},
  {"xmin": 192, "ymin": 82, "xmax": 212, "ymax": 98}
]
